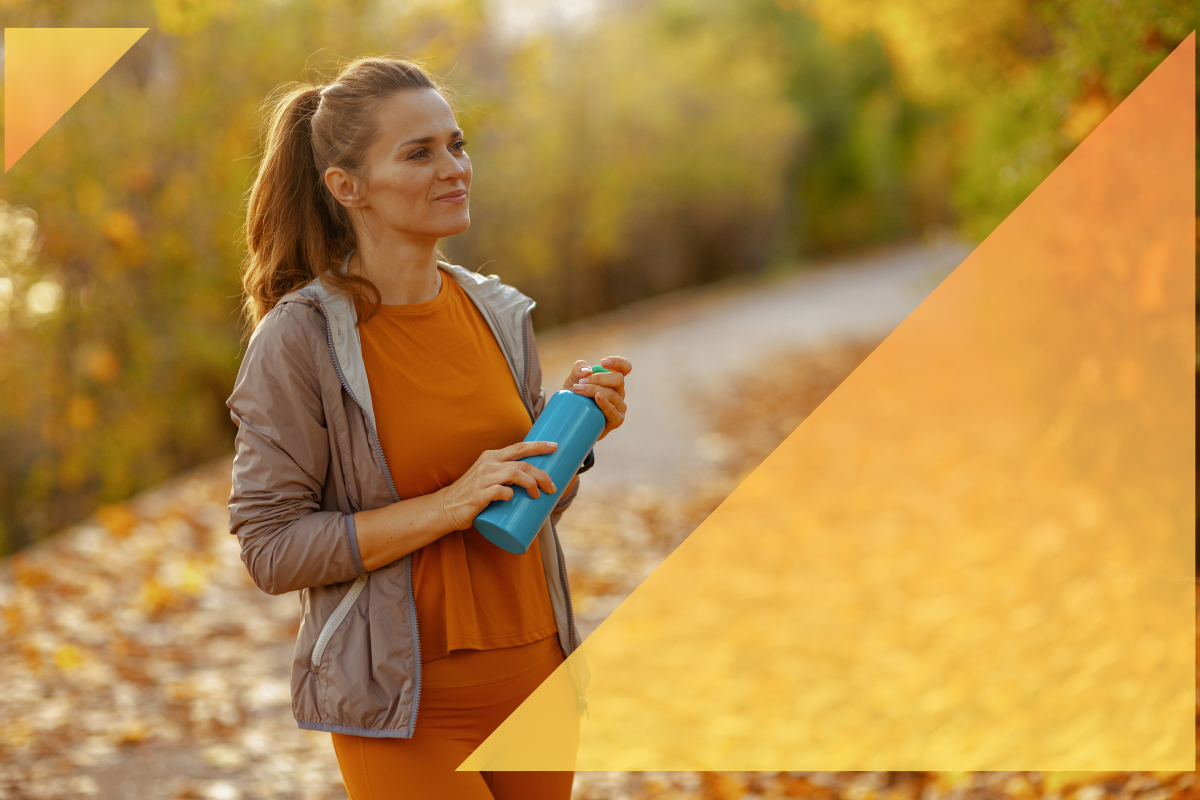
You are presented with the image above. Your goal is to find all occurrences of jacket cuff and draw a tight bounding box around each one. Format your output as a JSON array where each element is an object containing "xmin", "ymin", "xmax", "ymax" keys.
[
  {"xmin": 577, "ymin": 448, "xmax": 596, "ymax": 475},
  {"xmin": 345, "ymin": 513, "xmax": 367, "ymax": 577}
]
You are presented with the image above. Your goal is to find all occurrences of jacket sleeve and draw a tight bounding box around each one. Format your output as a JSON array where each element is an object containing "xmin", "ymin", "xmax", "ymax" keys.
[
  {"xmin": 226, "ymin": 302, "xmax": 366, "ymax": 596},
  {"xmin": 525, "ymin": 311, "xmax": 586, "ymax": 526}
]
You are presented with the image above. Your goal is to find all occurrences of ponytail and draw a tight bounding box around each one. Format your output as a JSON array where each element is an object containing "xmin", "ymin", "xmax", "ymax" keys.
[{"xmin": 239, "ymin": 57, "xmax": 445, "ymax": 333}]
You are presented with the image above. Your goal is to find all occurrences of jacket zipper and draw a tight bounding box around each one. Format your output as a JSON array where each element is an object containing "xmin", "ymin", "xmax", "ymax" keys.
[
  {"xmin": 310, "ymin": 574, "xmax": 368, "ymax": 669},
  {"xmin": 521, "ymin": 308, "xmax": 533, "ymax": 410},
  {"xmin": 552, "ymin": 519, "xmax": 577, "ymax": 652},
  {"xmin": 309, "ymin": 290, "xmax": 422, "ymax": 737},
  {"xmin": 519, "ymin": 308, "xmax": 582, "ymax": 714},
  {"xmin": 519, "ymin": 308, "xmax": 578, "ymax": 654},
  {"xmin": 307, "ymin": 287, "xmax": 577, "ymax": 734}
]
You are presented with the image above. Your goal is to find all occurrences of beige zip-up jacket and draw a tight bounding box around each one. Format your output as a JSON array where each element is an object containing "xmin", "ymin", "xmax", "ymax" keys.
[{"xmin": 227, "ymin": 256, "xmax": 590, "ymax": 738}]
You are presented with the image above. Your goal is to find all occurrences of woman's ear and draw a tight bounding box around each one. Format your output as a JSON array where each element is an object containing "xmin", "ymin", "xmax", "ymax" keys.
[{"xmin": 325, "ymin": 166, "xmax": 363, "ymax": 208}]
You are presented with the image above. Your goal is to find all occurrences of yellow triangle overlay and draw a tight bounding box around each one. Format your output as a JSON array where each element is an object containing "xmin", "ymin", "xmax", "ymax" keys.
[
  {"xmin": 4, "ymin": 28, "xmax": 148, "ymax": 172},
  {"xmin": 462, "ymin": 34, "xmax": 1196, "ymax": 771}
]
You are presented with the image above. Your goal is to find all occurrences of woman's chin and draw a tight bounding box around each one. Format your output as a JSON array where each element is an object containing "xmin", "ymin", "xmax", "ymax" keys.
[
  {"xmin": 436, "ymin": 214, "xmax": 470, "ymax": 237},
  {"xmin": 403, "ymin": 211, "xmax": 469, "ymax": 240}
]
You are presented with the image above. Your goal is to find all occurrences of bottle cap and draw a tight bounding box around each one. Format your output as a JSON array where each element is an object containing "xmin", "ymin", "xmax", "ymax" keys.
[{"xmin": 590, "ymin": 364, "xmax": 611, "ymax": 373}]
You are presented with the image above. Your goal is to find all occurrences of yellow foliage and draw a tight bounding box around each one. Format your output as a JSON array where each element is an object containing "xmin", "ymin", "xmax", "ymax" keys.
[
  {"xmin": 65, "ymin": 396, "xmax": 98, "ymax": 430},
  {"xmin": 74, "ymin": 178, "xmax": 105, "ymax": 218},
  {"xmin": 53, "ymin": 645, "xmax": 83, "ymax": 671},
  {"xmin": 110, "ymin": 719, "xmax": 150, "ymax": 744},
  {"xmin": 78, "ymin": 344, "xmax": 121, "ymax": 383},
  {"xmin": 156, "ymin": 171, "xmax": 197, "ymax": 218},
  {"xmin": 153, "ymin": 0, "xmax": 222, "ymax": 36},
  {"xmin": 127, "ymin": 163, "xmax": 155, "ymax": 195},
  {"xmin": 101, "ymin": 210, "xmax": 140, "ymax": 247},
  {"xmin": 59, "ymin": 449, "xmax": 92, "ymax": 491},
  {"xmin": 1041, "ymin": 772, "xmax": 1123, "ymax": 792},
  {"xmin": 137, "ymin": 578, "xmax": 175, "ymax": 614},
  {"xmin": 470, "ymin": 8, "xmax": 801, "ymax": 292},
  {"xmin": 796, "ymin": 0, "xmax": 1039, "ymax": 104},
  {"xmin": 934, "ymin": 772, "xmax": 972, "ymax": 790},
  {"xmin": 1063, "ymin": 94, "xmax": 1115, "ymax": 143},
  {"xmin": 177, "ymin": 559, "xmax": 209, "ymax": 596},
  {"xmin": 95, "ymin": 504, "xmax": 138, "ymax": 538}
]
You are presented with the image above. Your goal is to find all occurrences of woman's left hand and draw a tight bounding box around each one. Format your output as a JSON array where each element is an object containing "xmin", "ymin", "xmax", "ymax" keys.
[{"xmin": 562, "ymin": 356, "xmax": 630, "ymax": 441}]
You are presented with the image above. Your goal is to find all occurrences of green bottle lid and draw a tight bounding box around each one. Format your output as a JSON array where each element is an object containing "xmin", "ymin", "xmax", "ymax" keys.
[{"xmin": 590, "ymin": 364, "xmax": 611, "ymax": 373}]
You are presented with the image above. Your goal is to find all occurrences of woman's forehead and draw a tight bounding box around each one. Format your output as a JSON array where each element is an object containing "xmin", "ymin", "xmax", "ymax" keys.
[{"xmin": 374, "ymin": 89, "xmax": 458, "ymax": 146}]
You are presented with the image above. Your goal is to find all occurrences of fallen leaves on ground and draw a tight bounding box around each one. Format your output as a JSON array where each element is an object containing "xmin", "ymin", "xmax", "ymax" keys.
[
  {"xmin": 0, "ymin": 340, "xmax": 1195, "ymax": 798},
  {"xmin": 0, "ymin": 462, "xmax": 346, "ymax": 799}
]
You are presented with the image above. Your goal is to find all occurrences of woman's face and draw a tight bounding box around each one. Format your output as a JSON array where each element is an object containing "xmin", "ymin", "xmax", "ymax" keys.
[{"xmin": 330, "ymin": 87, "xmax": 471, "ymax": 242}]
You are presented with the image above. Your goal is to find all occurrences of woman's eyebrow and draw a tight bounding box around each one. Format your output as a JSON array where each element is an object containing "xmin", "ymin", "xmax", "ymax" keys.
[{"xmin": 395, "ymin": 129, "xmax": 465, "ymax": 150}]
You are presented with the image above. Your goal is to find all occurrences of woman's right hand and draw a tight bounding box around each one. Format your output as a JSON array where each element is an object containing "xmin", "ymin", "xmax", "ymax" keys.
[{"xmin": 439, "ymin": 441, "xmax": 560, "ymax": 531}]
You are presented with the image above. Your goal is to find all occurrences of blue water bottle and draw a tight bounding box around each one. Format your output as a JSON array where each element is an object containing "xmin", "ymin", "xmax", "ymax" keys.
[{"xmin": 473, "ymin": 365, "xmax": 609, "ymax": 554}]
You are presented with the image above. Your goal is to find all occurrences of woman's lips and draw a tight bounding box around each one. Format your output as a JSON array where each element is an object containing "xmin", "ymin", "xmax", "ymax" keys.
[{"xmin": 435, "ymin": 190, "xmax": 467, "ymax": 204}]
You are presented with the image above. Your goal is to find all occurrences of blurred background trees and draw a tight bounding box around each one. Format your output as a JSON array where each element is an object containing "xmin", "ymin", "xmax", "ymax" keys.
[
  {"xmin": 0, "ymin": 0, "xmax": 1193, "ymax": 554},
  {"xmin": 797, "ymin": 0, "xmax": 1198, "ymax": 241}
]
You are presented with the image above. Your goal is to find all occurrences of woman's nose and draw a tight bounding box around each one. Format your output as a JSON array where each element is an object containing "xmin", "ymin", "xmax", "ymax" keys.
[{"xmin": 438, "ymin": 150, "xmax": 468, "ymax": 179}]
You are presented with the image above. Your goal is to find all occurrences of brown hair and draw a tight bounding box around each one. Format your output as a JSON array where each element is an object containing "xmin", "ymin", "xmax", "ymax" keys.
[{"xmin": 239, "ymin": 56, "xmax": 452, "ymax": 332}]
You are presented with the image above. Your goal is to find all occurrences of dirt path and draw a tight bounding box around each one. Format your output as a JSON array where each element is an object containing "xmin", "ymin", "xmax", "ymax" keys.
[
  {"xmin": 539, "ymin": 237, "xmax": 970, "ymax": 648},
  {"xmin": 536, "ymin": 237, "xmax": 969, "ymax": 493}
]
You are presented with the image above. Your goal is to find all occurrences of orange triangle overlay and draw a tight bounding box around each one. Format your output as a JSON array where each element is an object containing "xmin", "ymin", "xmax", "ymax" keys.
[
  {"xmin": 4, "ymin": 28, "xmax": 148, "ymax": 172},
  {"xmin": 463, "ymin": 33, "xmax": 1196, "ymax": 770}
]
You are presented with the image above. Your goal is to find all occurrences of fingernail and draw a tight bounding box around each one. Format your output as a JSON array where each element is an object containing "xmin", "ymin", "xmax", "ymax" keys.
[{"xmin": 601, "ymin": 358, "xmax": 611, "ymax": 366}]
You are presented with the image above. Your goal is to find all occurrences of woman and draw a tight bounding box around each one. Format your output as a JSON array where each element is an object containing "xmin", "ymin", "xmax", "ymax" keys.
[{"xmin": 227, "ymin": 56, "xmax": 630, "ymax": 799}]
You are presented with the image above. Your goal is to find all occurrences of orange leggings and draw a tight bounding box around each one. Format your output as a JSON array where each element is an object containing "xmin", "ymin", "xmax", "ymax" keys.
[{"xmin": 331, "ymin": 634, "xmax": 577, "ymax": 800}]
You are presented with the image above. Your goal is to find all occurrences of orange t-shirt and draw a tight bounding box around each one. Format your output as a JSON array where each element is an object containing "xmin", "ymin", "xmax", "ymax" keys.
[{"xmin": 357, "ymin": 270, "xmax": 560, "ymax": 663}]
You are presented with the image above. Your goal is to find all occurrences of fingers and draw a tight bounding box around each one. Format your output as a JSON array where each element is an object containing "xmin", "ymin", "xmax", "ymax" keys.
[
  {"xmin": 562, "ymin": 360, "xmax": 591, "ymax": 390},
  {"xmin": 570, "ymin": 383, "xmax": 627, "ymax": 441},
  {"xmin": 455, "ymin": 441, "xmax": 561, "ymax": 527},
  {"xmin": 499, "ymin": 440, "xmax": 558, "ymax": 459},
  {"xmin": 594, "ymin": 391, "xmax": 626, "ymax": 438},
  {"xmin": 504, "ymin": 463, "xmax": 542, "ymax": 498},
  {"xmin": 570, "ymin": 360, "xmax": 628, "ymax": 441},
  {"xmin": 574, "ymin": 360, "xmax": 627, "ymax": 394},
  {"xmin": 574, "ymin": 371, "xmax": 621, "ymax": 389},
  {"xmin": 598, "ymin": 356, "xmax": 631, "ymax": 375},
  {"xmin": 488, "ymin": 483, "xmax": 514, "ymax": 503},
  {"xmin": 498, "ymin": 462, "xmax": 556, "ymax": 498},
  {"xmin": 601, "ymin": 391, "xmax": 626, "ymax": 419},
  {"xmin": 471, "ymin": 437, "xmax": 562, "ymax": 511},
  {"xmin": 567, "ymin": 357, "xmax": 631, "ymax": 392},
  {"xmin": 571, "ymin": 381, "xmax": 627, "ymax": 412},
  {"xmin": 599, "ymin": 387, "xmax": 627, "ymax": 414}
]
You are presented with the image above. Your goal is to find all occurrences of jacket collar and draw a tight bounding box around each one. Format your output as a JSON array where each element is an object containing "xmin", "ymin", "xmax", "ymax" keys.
[{"xmin": 281, "ymin": 249, "xmax": 537, "ymax": 433}]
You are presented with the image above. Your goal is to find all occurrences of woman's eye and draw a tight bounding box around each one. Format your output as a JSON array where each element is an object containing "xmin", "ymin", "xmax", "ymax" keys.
[{"xmin": 453, "ymin": 140, "xmax": 468, "ymax": 151}]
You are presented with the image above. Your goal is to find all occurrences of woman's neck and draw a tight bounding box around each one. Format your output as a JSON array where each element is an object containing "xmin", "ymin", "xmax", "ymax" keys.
[{"xmin": 348, "ymin": 237, "xmax": 442, "ymax": 305}]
